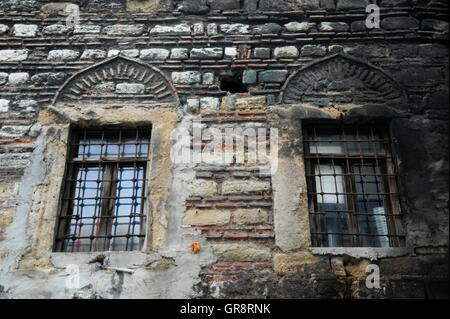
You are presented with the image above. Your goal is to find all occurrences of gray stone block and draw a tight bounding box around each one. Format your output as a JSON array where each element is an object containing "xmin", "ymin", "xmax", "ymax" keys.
[
  {"xmin": 301, "ymin": 45, "xmax": 327, "ymax": 57},
  {"xmin": 319, "ymin": 22, "xmax": 349, "ymax": 32},
  {"xmin": 274, "ymin": 46, "xmax": 299, "ymax": 58},
  {"xmin": 284, "ymin": 22, "xmax": 317, "ymax": 32},
  {"xmin": 381, "ymin": 17, "xmax": 420, "ymax": 30},
  {"xmin": 30, "ymin": 72, "xmax": 66, "ymax": 86},
  {"xmin": 103, "ymin": 24, "xmax": 146, "ymax": 36},
  {"xmin": 172, "ymin": 71, "xmax": 202, "ymax": 84},
  {"xmin": 115, "ymin": 83, "xmax": 146, "ymax": 94},
  {"xmin": 74, "ymin": 25, "xmax": 101, "ymax": 34},
  {"xmin": 252, "ymin": 23, "xmax": 282, "ymax": 34},
  {"xmin": 254, "ymin": 48, "xmax": 271, "ymax": 59},
  {"xmin": 243, "ymin": 70, "xmax": 257, "ymax": 84},
  {"xmin": 47, "ymin": 49, "xmax": 79, "ymax": 61},
  {"xmin": 220, "ymin": 24, "xmax": 250, "ymax": 34},
  {"xmin": 190, "ymin": 47, "xmax": 223, "ymax": 59},
  {"xmin": 80, "ymin": 49, "xmax": 107, "ymax": 60},
  {"xmin": 209, "ymin": 0, "xmax": 240, "ymax": 10},
  {"xmin": 43, "ymin": 24, "xmax": 70, "ymax": 35},
  {"xmin": 171, "ymin": 48, "xmax": 189, "ymax": 60},
  {"xmin": 259, "ymin": 70, "xmax": 288, "ymax": 83},
  {"xmin": 140, "ymin": 49, "xmax": 170, "ymax": 60},
  {"xmin": 13, "ymin": 24, "xmax": 38, "ymax": 37}
]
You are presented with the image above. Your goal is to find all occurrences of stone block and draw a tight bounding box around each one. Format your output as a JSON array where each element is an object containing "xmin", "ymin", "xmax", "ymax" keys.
[
  {"xmin": 381, "ymin": 17, "xmax": 420, "ymax": 30},
  {"xmin": 47, "ymin": 49, "xmax": 79, "ymax": 61},
  {"xmin": 74, "ymin": 25, "xmax": 101, "ymax": 34},
  {"xmin": 8, "ymin": 73, "xmax": 29, "ymax": 86},
  {"xmin": 190, "ymin": 47, "xmax": 223, "ymax": 59},
  {"xmin": 0, "ymin": 99, "xmax": 9, "ymax": 112},
  {"xmin": 222, "ymin": 180, "xmax": 271, "ymax": 195},
  {"xmin": 80, "ymin": 49, "xmax": 107, "ymax": 59},
  {"xmin": 0, "ymin": 50, "xmax": 28, "ymax": 62},
  {"xmin": 319, "ymin": 22, "xmax": 349, "ymax": 32},
  {"xmin": 284, "ymin": 22, "xmax": 317, "ymax": 32},
  {"xmin": 182, "ymin": 209, "xmax": 231, "ymax": 226},
  {"xmin": 103, "ymin": 24, "xmax": 146, "ymax": 36},
  {"xmin": 233, "ymin": 209, "xmax": 268, "ymax": 225},
  {"xmin": 209, "ymin": 0, "xmax": 240, "ymax": 10},
  {"xmin": 172, "ymin": 71, "xmax": 202, "ymax": 84},
  {"xmin": 258, "ymin": 70, "xmax": 288, "ymax": 83},
  {"xmin": 202, "ymin": 72, "xmax": 215, "ymax": 85},
  {"xmin": 274, "ymin": 252, "xmax": 320, "ymax": 276},
  {"xmin": 171, "ymin": 48, "xmax": 189, "ymax": 59},
  {"xmin": 252, "ymin": 23, "xmax": 282, "ymax": 34},
  {"xmin": 42, "ymin": 24, "xmax": 70, "ymax": 35},
  {"xmin": 0, "ymin": 73, "xmax": 8, "ymax": 85},
  {"xmin": 213, "ymin": 243, "xmax": 271, "ymax": 262},
  {"xmin": 220, "ymin": 24, "xmax": 250, "ymax": 34},
  {"xmin": 301, "ymin": 45, "xmax": 327, "ymax": 57},
  {"xmin": 115, "ymin": 83, "xmax": 145, "ymax": 94},
  {"xmin": 140, "ymin": 48, "xmax": 170, "ymax": 60},
  {"xmin": 242, "ymin": 70, "xmax": 257, "ymax": 84},
  {"xmin": 150, "ymin": 24, "xmax": 191, "ymax": 34},
  {"xmin": 224, "ymin": 47, "xmax": 238, "ymax": 59},
  {"xmin": 200, "ymin": 97, "xmax": 220, "ymax": 110},
  {"xmin": 274, "ymin": 46, "xmax": 299, "ymax": 58},
  {"xmin": 30, "ymin": 72, "xmax": 66, "ymax": 85},
  {"xmin": 235, "ymin": 96, "xmax": 266, "ymax": 109},
  {"xmin": 188, "ymin": 179, "xmax": 218, "ymax": 197},
  {"xmin": 0, "ymin": 24, "xmax": 9, "ymax": 35},
  {"xmin": 13, "ymin": 24, "xmax": 38, "ymax": 37},
  {"xmin": 253, "ymin": 48, "xmax": 271, "ymax": 59}
]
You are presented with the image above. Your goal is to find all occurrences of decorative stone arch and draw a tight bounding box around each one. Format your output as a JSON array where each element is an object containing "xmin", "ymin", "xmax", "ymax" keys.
[
  {"xmin": 280, "ymin": 53, "xmax": 408, "ymax": 107},
  {"xmin": 52, "ymin": 55, "xmax": 179, "ymax": 106}
]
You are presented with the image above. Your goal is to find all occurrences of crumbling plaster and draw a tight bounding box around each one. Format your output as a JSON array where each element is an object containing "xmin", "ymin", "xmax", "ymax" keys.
[{"xmin": 0, "ymin": 103, "xmax": 217, "ymax": 298}]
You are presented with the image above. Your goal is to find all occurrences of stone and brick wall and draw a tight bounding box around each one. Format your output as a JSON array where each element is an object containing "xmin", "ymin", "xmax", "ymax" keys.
[{"xmin": 0, "ymin": 0, "xmax": 448, "ymax": 299}]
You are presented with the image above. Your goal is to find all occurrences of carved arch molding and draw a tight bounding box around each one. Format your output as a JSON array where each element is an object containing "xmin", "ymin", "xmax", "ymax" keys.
[
  {"xmin": 281, "ymin": 54, "xmax": 407, "ymax": 106},
  {"xmin": 53, "ymin": 56, "xmax": 179, "ymax": 105}
]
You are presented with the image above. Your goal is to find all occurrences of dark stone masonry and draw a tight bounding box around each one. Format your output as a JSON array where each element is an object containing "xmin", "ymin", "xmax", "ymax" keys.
[{"xmin": 0, "ymin": 0, "xmax": 448, "ymax": 299}]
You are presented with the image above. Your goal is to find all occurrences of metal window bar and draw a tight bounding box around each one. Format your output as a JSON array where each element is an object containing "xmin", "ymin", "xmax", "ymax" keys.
[
  {"xmin": 54, "ymin": 127, "xmax": 151, "ymax": 252},
  {"xmin": 303, "ymin": 125, "xmax": 405, "ymax": 248}
]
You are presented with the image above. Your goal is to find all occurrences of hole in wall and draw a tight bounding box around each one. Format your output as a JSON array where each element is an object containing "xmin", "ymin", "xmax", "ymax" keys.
[{"xmin": 220, "ymin": 71, "xmax": 248, "ymax": 94}]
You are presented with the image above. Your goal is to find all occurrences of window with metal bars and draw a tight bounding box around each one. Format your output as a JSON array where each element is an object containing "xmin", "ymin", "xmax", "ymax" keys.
[
  {"xmin": 303, "ymin": 124, "xmax": 405, "ymax": 248},
  {"xmin": 54, "ymin": 127, "xmax": 151, "ymax": 252}
]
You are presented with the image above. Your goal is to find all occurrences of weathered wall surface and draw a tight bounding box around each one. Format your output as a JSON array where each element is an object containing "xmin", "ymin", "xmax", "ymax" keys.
[{"xmin": 0, "ymin": 0, "xmax": 448, "ymax": 298}]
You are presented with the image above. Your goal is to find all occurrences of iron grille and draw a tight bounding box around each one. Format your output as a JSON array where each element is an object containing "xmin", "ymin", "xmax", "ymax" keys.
[
  {"xmin": 303, "ymin": 124, "xmax": 404, "ymax": 248},
  {"xmin": 54, "ymin": 127, "xmax": 151, "ymax": 252}
]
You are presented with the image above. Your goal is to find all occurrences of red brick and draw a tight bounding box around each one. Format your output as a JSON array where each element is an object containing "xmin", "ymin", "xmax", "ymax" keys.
[
  {"xmin": 223, "ymin": 233, "xmax": 249, "ymax": 239},
  {"xmin": 232, "ymin": 263, "xmax": 253, "ymax": 268}
]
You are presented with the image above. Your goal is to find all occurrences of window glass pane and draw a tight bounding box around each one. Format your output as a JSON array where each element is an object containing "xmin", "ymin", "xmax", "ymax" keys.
[
  {"xmin": 315, "ymin": 164, "xmax": 351, "ymax": 247},
  {"xmin": 309, "ymin": 129, "xmax": 344, "ymax": 154},
  {"xmin": 110, "ymin": 166, "xmax": 145, "ymax": 251},
  {"xmin": 67, "ymin": 166, "xmax": 104, "ymax": 252},
  {"xmin": 354, "ymin": 164, "xmax": 390, "ymax": 248},
  {"xmin": 308, "ymin": 127, "xmax": 383, "ymax": 155},
  {"xmin": 76, "ymin": 130, "xmax": 149, "ymax": 159}
]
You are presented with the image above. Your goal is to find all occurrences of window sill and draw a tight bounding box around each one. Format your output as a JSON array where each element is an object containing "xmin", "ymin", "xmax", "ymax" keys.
[
  {"xmin": 50, "ymin": 250, "xmax": 162, "ymax": 269},
  {"xmin": 309, "ymin": 247, "xmax": 412, "ymax": 260}
]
